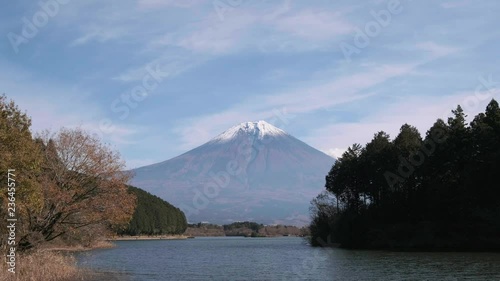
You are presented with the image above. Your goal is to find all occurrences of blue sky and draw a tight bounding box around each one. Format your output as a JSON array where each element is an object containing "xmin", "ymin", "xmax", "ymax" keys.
[{"xmin": 1, "ymin": 0, "xmax": 499, "ymax": 169}]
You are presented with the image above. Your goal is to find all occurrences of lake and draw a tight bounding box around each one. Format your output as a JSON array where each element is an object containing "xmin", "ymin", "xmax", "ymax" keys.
[{"xmin": 76, "ymin": 237, "xmax": 500, "ymax": 280}]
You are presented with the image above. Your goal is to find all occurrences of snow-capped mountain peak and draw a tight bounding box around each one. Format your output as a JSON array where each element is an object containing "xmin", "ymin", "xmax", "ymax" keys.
[
  {"xmin": 131, "ymin": 119, "xmax": 335, "ymax": 225},
  {"xmin": 211, "ymin": 121, "xmax": 287, "ymax": 143}
]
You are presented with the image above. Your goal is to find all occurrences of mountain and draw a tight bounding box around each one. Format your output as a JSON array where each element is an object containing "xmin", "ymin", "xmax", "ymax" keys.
[{"xmin": 129, "ymin": 121, "xmax": 335, "ymax": 226}]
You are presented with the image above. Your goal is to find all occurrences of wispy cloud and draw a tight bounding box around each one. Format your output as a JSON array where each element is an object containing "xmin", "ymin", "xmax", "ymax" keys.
[
  {"xmin": 175, "ymin": 14, "xmax": 256, "ymax": 54},
  {"xmin": 112, "ymin": 53, "xmax": 205, "ymax": 82},
  {"xmin": 272, "ymin": 10, "xmax": 354, "ymax": 40},
  {"xmin": 324, "ymin": 148, "xmax": 346, "ymax": 159},
  {"xmin": 70, "ymin": 25, "xmax": 127, "ymax": 46},
  {"xmin": 149, "ymin": 3, "xmax": 356, "ymax": 55},
  {"xmin": 173, "ymin": 62, "xmax": 418, "ymax": 150},
  {"xmin": 415, "ymin": 41, "xmax": 460, "ymax": 58},
  {"xmin": 151, "ymin": 6, "xmax": 263, "ymax": 55},
  {"xmin": 441, "ymin": 1, "xmax": 470, "ymax": 9},
  {"xmin": 137, "ymin": 0, "xmax": 207, "ymax": 9}
]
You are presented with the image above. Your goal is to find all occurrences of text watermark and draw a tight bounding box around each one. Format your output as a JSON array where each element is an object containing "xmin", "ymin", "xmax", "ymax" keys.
[{"xmin": 6, "ymin": 169, "xmax": 16, "ymax": 274}]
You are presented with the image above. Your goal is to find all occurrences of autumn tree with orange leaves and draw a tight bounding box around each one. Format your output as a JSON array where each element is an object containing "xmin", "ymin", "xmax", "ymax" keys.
[{"xmin": 18, "ymin": 128, "xmax": 136, "ymax": 250}]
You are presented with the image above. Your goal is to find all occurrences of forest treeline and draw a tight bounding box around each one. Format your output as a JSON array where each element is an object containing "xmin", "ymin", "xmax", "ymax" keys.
[
  {"xmin": 185, "ymin": 221, "xmax": 309, "ymax": 237},
  {"xmin": 310, "ymin": 100, "xmax": 500, "ymax": 250},
  {"xmin": 0, "ymin": 95, "xmax": 186, "ymax": 251},
  {"xmin": 120, "ymin": 186, "xmax": 187, "ymax": 235}
]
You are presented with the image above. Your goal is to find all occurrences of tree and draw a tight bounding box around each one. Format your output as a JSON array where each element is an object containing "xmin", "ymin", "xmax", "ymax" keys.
[
  {"xmin": 392, "ymin": 124, "xmax": 423, "ymax": 221},
  {"xmin": 393, "ymin": 124, "xmax": 422, "ymax": 158},
  {"xmin": 419, "ymin": 118, "xmax": 450, "ymax": 221},
  {"xmin": 0, "ymin": 94, "xmax": 44, "ymax": 250},
  {"xmin": 326, "ymin": 143, "xmax": 364, "ymax": 213},
  {"xmin": 309, "ymin": 191, "xmax": 337, "ymax": 246},
  {"xmin": 484, "ymin": 99, "xmax": 500, "ymax": 134},
  {"xmin": 469, "ymin": 99, "xmax": 500, "ymax": 209},
  {"xmin": 362, "ymin": 131, "xmax": 394, "ymax": 208},
  {"xmin": 19, "ymin": 128, "xmax": 136, "ymax": 250}
]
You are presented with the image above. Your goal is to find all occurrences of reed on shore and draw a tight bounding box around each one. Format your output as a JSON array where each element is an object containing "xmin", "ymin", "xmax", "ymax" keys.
[
  {"xmin": 0, "ymin": 240, "xmax": 119, "ymax": 281},
  {"xmin": 0, "ymin": 250, "xmax": 91, "ymax": 281}
]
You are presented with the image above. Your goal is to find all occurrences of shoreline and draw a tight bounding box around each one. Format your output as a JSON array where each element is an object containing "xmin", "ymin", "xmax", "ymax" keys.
[
  {"xmin": 40, "ymin": 240, "xmax": 116, "ymax": 252},
  {"xmin": 108, "ymin": 235, "xmax": 190, "ymax": 241}
]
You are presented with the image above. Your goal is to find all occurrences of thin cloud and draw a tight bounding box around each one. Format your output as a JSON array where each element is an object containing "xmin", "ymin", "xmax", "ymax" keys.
[
  {"xmin": 153, "ymin": 11, "xmax": 258, "ymax": 55},
  {"xmin": 415, "ymin": 41, "xmax": 460, "ymax": 58},
  {"xmin": 273, "ymin": 10, "xmax": 354, "ymax": 40},
  {"xmin": 70, "ymin": 26, "xmax": 127, "ymax": 46},
  {"xmin": 173, "ymin": 62, "xmax": 419, "ymax": 151},
  {"xmin": 137, "ymin": 0, "xmax": 207, "ymax": 9},
  {"xmin": 324, "ymin": 148, "xmax": 345, "ymax": 159},
  {"xmin": 112, "ymin": 53, "xmax": 205, "ymax": 82},
  {"xmin": 441, "ymin": 1, "xmax": 470, "ymax": 9}
]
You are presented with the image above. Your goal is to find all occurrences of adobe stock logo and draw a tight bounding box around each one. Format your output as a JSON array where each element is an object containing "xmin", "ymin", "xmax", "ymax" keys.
[{"xmin": 7, "ymin": 0, "xmax": 71, "ymax": 54}]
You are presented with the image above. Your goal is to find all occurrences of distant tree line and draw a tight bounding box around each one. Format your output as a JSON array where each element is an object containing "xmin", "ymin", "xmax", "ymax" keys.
[
  {"xmin": 185, "ymin": 223, "xmax": 225, "ymax": 237},
  {"xmin": 223, "ymin": 221, "xmax": 264, "ymax": 237},
  {"xmin": 223, "ymin": 221, "xmax": 263, "ymax": 232},
  {"xmin": 310, "ymin": 100, "xmax": 500, "ymax": 250},
  {"xmin": 119, "ymin": 186, "xmax": 187, "ymax": 235},
  {"xmin": 185, "ymin": 221, "xmax": 309, "ymax": 237}
]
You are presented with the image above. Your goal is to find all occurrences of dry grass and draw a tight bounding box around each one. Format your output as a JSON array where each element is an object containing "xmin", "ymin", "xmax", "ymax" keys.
[
  {"xmin": 40, "ymin": 239, "xmax": 115, "ymax": 252},
  {"xmin": 0, "ymin": 250, "xmax": 94, "ymax": 281},
  {"xmin": 0, "ymin": 238, "xmax": 118, "ymax": 281},
  {"xmin": 90, "ymin": 240, "xmax": 114, "ymax": 249}
]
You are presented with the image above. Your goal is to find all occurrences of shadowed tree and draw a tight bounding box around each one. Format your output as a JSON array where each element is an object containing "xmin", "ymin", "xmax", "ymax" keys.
[
  {"xmin": 362, "ymin": 131, "xmax": 394, "ymax": 208},
  {"xmin": 326, "ymin": 143, "xmax": 363, "ymax": 213}
]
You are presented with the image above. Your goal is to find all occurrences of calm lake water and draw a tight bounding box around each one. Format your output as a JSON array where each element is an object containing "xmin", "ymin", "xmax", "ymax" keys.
[{"xmin": 76, "ymin": 237, "xmax": 500, "ymax": 281}]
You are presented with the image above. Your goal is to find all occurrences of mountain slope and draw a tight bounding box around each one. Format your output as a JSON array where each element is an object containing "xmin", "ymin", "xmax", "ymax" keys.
[{"xmin": 130, "ymin": 121, "xmax": 335, "ymax": 225}]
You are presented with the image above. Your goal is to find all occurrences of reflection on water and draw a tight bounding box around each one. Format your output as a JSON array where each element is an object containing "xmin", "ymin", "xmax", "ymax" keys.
[{"xmin": 76, "ymin": 237, "xmax": 500, "ymax": 281}]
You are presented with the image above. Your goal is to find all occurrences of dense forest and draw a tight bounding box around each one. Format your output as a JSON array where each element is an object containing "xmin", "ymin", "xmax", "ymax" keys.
[
  {"xmin": 120, "ymin": 186, "xmax": 187, "ymax": 235},
  {"xmin": 310, "ymin": 100, "xmax": 500, "ymax": 250}
]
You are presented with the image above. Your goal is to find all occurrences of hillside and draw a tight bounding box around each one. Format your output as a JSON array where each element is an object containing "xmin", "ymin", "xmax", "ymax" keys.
[{"xmin": 119, "ymin": 186, "xmax": 188, "ymax": 236}]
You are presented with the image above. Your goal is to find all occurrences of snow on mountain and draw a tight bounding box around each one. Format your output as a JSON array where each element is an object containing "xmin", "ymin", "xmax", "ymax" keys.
[{"xmin": 210, "ymin": 121, "xmax": 287, "ymax": 143}]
